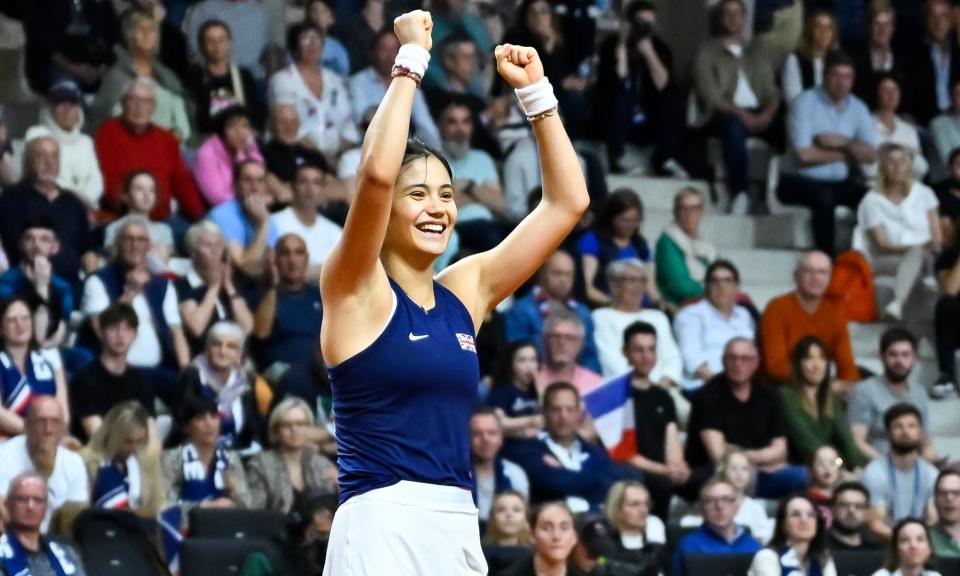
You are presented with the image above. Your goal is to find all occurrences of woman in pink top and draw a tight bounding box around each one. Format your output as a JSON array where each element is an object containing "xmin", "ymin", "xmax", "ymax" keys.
[{"xmin": 194, "ymin": 106, "xmax": 264, "ymax": 207}]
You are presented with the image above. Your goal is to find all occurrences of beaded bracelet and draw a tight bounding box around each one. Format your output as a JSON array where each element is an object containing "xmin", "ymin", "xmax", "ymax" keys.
[
  {"xmin": 527, "ymin": 106, "xmax": 559, "ymax": 122},
  {"xmin": 391, "ymin": 64, "xmax": 422, "ymax": 87}
]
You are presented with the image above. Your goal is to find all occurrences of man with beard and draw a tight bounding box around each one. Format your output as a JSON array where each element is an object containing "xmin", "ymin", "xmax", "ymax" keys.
[
  {"xmin": 849, "ymin": 328, "xmax": 934, "ymax": 461},
  {"xmin": 0, "ymin": 397, "xmax": 88, "ymax": 533},
  {"xmin": 827, "ymin": 481, "xmax": 884, "ymax": 550},
  {"xmin": 863, "ymin": 403, "xmax": 938, "ymax": 540}
]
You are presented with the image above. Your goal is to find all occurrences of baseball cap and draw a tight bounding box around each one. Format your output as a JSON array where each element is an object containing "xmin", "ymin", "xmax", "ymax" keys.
[{"xmin": 47, "ymin": 80, "xmax": 82, "ymax": 104}]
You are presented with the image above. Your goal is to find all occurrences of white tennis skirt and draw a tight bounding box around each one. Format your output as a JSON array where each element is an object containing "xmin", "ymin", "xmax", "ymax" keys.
[{"xmin": 322, "ymin": 480, "xmax": 489, "ymax": 576}]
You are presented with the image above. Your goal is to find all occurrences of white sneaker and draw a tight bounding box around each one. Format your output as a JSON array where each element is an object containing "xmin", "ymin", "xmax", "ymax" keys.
[
  {"xmin": 883, "ymin": 301, "xmax": 903, "ymax": 321},
  {"xmin": 729, "ymin": 193, "xmax": 750, "ymax": 215},
  {"xmin": 661, "ymin": 158, "xmax": 690, "ymax": 180}
]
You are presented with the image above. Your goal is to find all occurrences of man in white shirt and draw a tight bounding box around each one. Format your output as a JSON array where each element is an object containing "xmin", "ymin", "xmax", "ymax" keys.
[
  {"xmin": 469, "ymin": 409, "xmax": 529, "ymax": 523},
  {"xmin": 0, "ymin": 396, "xmax": 88, "ymax": 533},
  {"xmin": 270, "ymin": 161, "xmax": 343, "ymax": 281},
  {"xmin": 674, "ymin": 260, "xmax": 755, "ymax": 390}
]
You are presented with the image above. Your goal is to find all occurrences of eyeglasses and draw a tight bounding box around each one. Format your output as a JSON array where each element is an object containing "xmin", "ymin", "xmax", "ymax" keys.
[
  {"xmin": 703, "ymin": 495, "xmax": 737, "ymax": 507},
  {"xmin": 936, "ymin": 489, "xmax": 960, "ymax": 499},
  {"xmin": 678, "ymin": 203, "xmax": 704, "ymax": 212},
  {"xmin": 546, "ymin": 333, "xmax": 581, "ymax": 342},
  {"xmin": 835, "ymin": 501, "xmax": 868, "ymax": 511},
  {"xmin": 708, "ymin": 276, "xmax": 737, "ymax": 285},
  {"xmin": 275, "ymin": 420, "xmax": 310, "ymax": 431},
  {"xmin": 787, "ymin": 510, "xmax": 818, "ymax": 519}
]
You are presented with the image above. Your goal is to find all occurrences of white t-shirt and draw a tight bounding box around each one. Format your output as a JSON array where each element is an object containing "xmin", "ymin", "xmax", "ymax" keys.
[
  {"xmin": 727, "ymin": 44, "xmax": 760, "ymax": 109},
  {"xmin": 81, "ymin": 275, "xmax": 182, "ymax": 367},
  {"xmin": 0, "ymin": 435, "xmax": 89, "ymax": 533},
  {"xmin": 270, "ymin": 207, "xmax": 343, "ymax": 267},
  {"xmin": 857, "ymin": 183, "xmax": 939, "ymax": 249},
  {"xmin": 268, "ymin": 65, "xmax": 359, "ymax": 157}
]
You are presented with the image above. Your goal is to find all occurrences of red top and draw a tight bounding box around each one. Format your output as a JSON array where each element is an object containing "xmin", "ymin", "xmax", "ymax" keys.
[{"xmin": 94, "ymin": 118, "xmax": 207, "ymax": 221}]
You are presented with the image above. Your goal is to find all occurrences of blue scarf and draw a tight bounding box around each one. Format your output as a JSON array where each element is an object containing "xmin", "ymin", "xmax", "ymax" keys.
[
  {"xmin": 91, "ymin": 456, "xmax": 140, "ymax": 510},
  {"xmin": 179, "ymin": 443, "xmax": 229, "ymax": 503},
  {"xmin": 778, "ymin": 546, "xmax": 824, "ymax": 576},
  {"xmin": 193, "ymin": 358, "xmax": 247, "ymax": 449},
  {"xmin": 0, "ymin": 351, "xmax": 56, "ymax": 416},
  {"xmin": 0, "ymin": 532, "xmax": 76, "ymax": 576}
]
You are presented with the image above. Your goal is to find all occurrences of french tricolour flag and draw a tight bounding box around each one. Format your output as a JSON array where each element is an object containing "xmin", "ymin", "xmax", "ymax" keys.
[{"xmin": 583, "ymin": 374, "xmax": 638, "ymax": 462}]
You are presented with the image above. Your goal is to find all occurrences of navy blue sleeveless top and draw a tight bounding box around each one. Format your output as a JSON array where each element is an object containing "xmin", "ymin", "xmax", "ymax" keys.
[{"xmin": 327, "ymin": 278, "xmax": 479, "ymax": 504}]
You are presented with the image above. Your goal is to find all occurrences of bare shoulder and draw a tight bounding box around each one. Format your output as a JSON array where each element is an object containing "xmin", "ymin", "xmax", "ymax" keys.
[
  {"xmin": 437, "ymin": 255, "xmax": 486, "ymax": 329},
  {"xmin": 320, "ymin": 265, "xmax": 396, "ymax": 366}
]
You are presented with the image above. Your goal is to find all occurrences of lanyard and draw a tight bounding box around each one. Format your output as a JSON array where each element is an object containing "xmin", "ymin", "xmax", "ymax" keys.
[{"xmin": 888, "ymin": 457, "xmax": 921, "ymax": 519}]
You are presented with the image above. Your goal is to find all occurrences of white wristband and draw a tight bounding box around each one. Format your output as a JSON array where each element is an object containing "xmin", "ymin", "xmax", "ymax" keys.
[
  {"xmin": 395, "ymin": 44, "xmax": 430, "ymax": 77},
  {"xmin": 514, "ymin": 78, "xmax": 559, "ymax": 117}
]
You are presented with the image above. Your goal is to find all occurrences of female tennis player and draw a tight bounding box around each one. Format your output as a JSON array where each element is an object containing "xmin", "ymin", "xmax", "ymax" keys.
[{"xmin": 320, "ymin": 9, "xmax": 589, "ymax": 575}]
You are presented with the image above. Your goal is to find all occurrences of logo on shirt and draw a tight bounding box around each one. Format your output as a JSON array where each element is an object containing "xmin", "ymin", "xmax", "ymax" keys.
[
  {"xmin": 456, "ymin": 333, "xmax": 476, "ymax": 353},
  {"xmin": 408, "ymin": 332, "xmax": 430, "ymax": 342}
]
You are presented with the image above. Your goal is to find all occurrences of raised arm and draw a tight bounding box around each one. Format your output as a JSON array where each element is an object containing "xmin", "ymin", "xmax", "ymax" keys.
[{"xmin": 440, "ymin": 45, "xmax": 590, "ymax": 325}]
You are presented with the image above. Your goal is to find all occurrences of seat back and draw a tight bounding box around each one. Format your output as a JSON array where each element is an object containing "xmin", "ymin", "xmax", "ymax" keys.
[
  {"xmin": 188, "ymin": 508, "xmax": 288, "ymax": 540},
  {"xmin": 73, "ymin": 509, "xmax": 170, "ymax": 576},
  {"xmin": 179, "ymin": 538, "xmax": 288, "ymax": 576},
  {"xmin": 683, "ymin": 553, "xmax": 755, "ymax": 576},
  {"xmin": 833, "ymin": 549, "xmax": 886, "ymax": 576}
]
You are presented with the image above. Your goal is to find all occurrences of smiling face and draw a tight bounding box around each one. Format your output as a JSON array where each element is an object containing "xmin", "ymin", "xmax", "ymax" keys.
[{"xmin": 385, "ymin": 155, "xmax": 456, "ymax": 259}]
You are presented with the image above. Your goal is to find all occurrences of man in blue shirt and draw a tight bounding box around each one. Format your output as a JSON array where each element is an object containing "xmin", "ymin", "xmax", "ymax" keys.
[
  {"xmin": 672, "ymin": 478, "xmax": 762, "ymax": 576},
  {"xmin": 777, "ymin": 50, "xmax": 878, "ymax": 256},
  {"xmin": 208, "ymin": 160, "xmax": 278, "ymax": 279}
]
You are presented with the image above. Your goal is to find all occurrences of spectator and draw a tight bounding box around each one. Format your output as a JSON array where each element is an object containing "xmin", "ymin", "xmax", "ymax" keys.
[
  {"xmin": 93, "ymin": 10, "xmax": 192, "ymax": 141},
  {"xmin": 423, "ymin": 34, "xmax": 491, "ymax": 123},
  {"xmin": 577, "ymin": 189, "xmax": 652, "ymax": 307},
  {"xmin": 161, "ymin": 395, "xmax": 251, "ymax": 518},
  {"xmin": 183, "ymin": 0, "xmax": 270, "ymax": 79},
  {"xmin": 175, "ymin": 321, "xmax": 269, "ymax": 452},
  {"xmin": 672, "ymin": 478, "xmax": 763, "ymax": 576},
  {"xmin": 0, "ymin": 107, "xmax": 17, "ymax": 187},
  {"xmin": 438, "ymin": 100, "xmax": 507, "ymax": 227},
  {"xmin": 268, "ymin": 22, "xmax": 358, "ymax": 161},
  {"xmin": 747, "ymin": 494, "xmax": 837, "ymax": 576},
  {"xmin": 931, "ymin": 83, "xmax": 960, "ymax": 170},
  {"xmin": 934, "ymin": 235, "xmax": 960, "ymax": 392},
  {"xmin": 498, "ymin": 501, "xmax": 578, "ymax": 576},
  {"xmin": 0, "ymin": 217, "xmax": 74, "ymax": 349},
  {"xmin": 81, "ymin": 217, "xmax": 190, "ymax": 385},
  {"xmin": 261, "ymin": 103, "xmax": 332, "ymax": 205},
  {"xmin": 674, "ymin": 259, "xmax": 755, "ymax": 391},
  {"xmin": 21, "ymin": 0, "xmax": 119, "ymax": 94},
  {"xmin": 251, "ymin": 234, "xmax": 322, "ymax": 377},
  {"xmin": 208, "ymin": 160, "xmax": 277, "ymax": 278},
  {"xmin": 32, "ymin": 80, "xmax": 104, "ymax": 209},
  {"xmin": 692, "ymin": 0, "xmax": 780, "ymax": 215},
  {"xmin": 828, "ymin": 481, "xmax": 884, "ymax": 551},
  {"xmin": 782, "ymin": 11, "xmax": 839, "ymax": 105},
  {"xmin": 592, "ymin": 259, "xmax": 681, "ymax": 386},
  {"xmin": 849, "ymin": 328, "xmax": 932, "ymax": 461},
  {"xmin": 654, "ymin": 187, "xmax": 717, "ymax": 306},
  {"xmin": 102, "ymin": 171, "xmax": 175, "ymax": 270},
  {"xmin": 470, "ymin": 409, "xmax": 530, "ymax": 524},
  {"xmin": 175, "ymin": 221, "xmax": 253, "ymax": 357},
  {"xmin": 760, "ymin": 251, "xmax": 858, "ymax": 388},
  {"xmin": 872, "ymin": 518, "xmax": 943, "ymax": 576},
  {"xmin": 194, "ymin": 106, "xmax": 265, "ymax": 207},
  {"xmin": 70, "ymin": 303, "xmax": 156, "ymax": 441},
  {"xmin": 126, "ymin": 0, "xmax": 190, "ymax": 82},
  {"xmin": 603, "ymin": 481, "xmax": 667, "ymax": 571},
  {"xmin": 0, "ymin": 396, "xmax": 88, "ymax": 533},
  {"xmin": 931, "ymin": 468, "xmax": 960, "ymax": 556},
  {"xmin": 302, "ymin": 0, "xmax": 350, "ymax": 76},
  {"xmin": 867, "ymin": 77, "xmax": 928, "ymax": 182},
  {"xmin": 483, "ymin": 490, "xmax": 532, "ymax": 547},
  {"xmin": 186, "ymin": 19, "xmax": 263, "ymax": 135},
  {"xmin": 538, "ymin": 313, "xmax": 602, "ymax": 395},
  {"xmin": 936, "ymin": 149, "xmax": 960, "ymax": 242},
  {"xmin": 857, "ymin": 143, "xmax": 941, "ymax": 321},
  {"xmin": 425, "ymin": 0, "xmax": 492, "ymax": 91},
  {"xmin": 0, "ymin": 297, "xmax": 69, "ymax": 437},
  {"xmin": 586, "ymin": 321, "xmax": 690, "ymax": 519},
  {"xmin": 780, "ymin": 336, "xmax": 865, "ymax": 469},
  {"xmin": 595, "ymin": 0, "xmax": 687, "ymax": 177},
  {"xmin": 95, "ymin": 77, "xmax": 206, "ymax": 222},
  {"xmin": 0, "ymin": 133, "xmax": 96, "ymax": 289},
  {"xmin": 486, "ymin": 341, "xmax": 543, "ymax": 440},
  {"xmin": 863, "ymin": 404, "xmax": 939, "ymax": 540},
  {"xmin": 504, "ymin": 250, "xmax": 600, "ymax": 373},
  {"xmin": 708, "ymin": 449, "xmax": 775, "ymax": 544},
  {"xmin": 327, "ymin": 0, "xmax": 383, "ymax": 74},
  {"xmin": 851, "ymin": 3, "xmax": 901, "ymax": 108},
  {"xmin": 348, "ymin": 30, "xmax": 440, "ymax": 148},
  {"xmin": 778, "ymin": 50, "xmax": 878, "ymax": 256},
  {"xmin": 905, "ymin": 0, "xmax": 960, "ymax": 126},
  {"xmin": 80, "ymin": 400, "xmax": 162, "ymax": 517},
  {"xmin": 0, "ymin": 473, "xmax": 86, "ymax": 574},
  {"xmin": 504, "ymin": 382, "xmax": 631, "ymax": 512},
  {"xmin": 271, "ymin": 161, "xmax": 343, "ymax": 281},
  {"xmin": 685, "ymin": 338, "xmax": 808, "ymax": 499},
  {"xmin": 808, "ymin": 445, "xmax": 844, "ymax": 521},
  {"xmin": 246, "ymin": 398, "xmax": 338, "ymax": 514}
]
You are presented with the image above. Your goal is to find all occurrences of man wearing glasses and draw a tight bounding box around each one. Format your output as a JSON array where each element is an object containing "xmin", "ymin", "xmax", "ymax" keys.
[
  {"xmin": 671, "ymin": 478, "xmax": 761, "ymax": 576},
  {"xmin": 827, "ymin": 481, "xmax": 883, "ymax": 550},
  {"xmin": 930, "ymin": 468, "xmax": 960, "ymax": 556}
]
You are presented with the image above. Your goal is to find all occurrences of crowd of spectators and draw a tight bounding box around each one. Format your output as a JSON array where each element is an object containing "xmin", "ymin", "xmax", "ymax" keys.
[{"xmin": 1, "ymin": 0, "xmax": 960, "ymax": 575}]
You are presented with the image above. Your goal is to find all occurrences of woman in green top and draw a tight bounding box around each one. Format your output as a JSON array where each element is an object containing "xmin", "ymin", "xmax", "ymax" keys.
[{"xmin": 780, "ymin": 336, "xmax": 866, "ymax": 470}]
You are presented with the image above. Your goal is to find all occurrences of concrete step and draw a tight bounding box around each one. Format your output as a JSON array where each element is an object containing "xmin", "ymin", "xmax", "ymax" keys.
[
  {"xmin": 723, "ymin": 248, "xmax": 799, "ymax": 285},
  {"xmin": 741, "ymin": 284, "xmax": 791, "ymax": 311},
  {"xmin": 643, "ymin": 209, "xmax": 757, "ymax": 250},
  {"xmin": 932, "ymin": 436, "xmax": 960, "ymax": 460},
  {"xmin": 608, "ymin": 175, "xmax": 714, "ymax": 213},
  {"xmin": 930, "ymin": 398, "xmax": 960, "ymax": 438}
]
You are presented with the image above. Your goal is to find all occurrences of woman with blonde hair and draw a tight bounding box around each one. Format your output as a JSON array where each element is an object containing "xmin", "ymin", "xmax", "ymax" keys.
[
  {"xmin": 782, "ymin": 11, "xmax": 840, "ymax": 104},
  {"xmin": 855, "ymin": 142, "xmax": 942, "ymax": 320},
  {"xmin": 246, "ymin": 397, "xmax": 339, "ymax": 514},
  {"xmin": 483, "ymin": 490, "xmax": 532, "ymax": 547},
  {"xmin": 603, "ymin": 481, "xmax": 667, "ymax": 571},
  {"xmin": 81, "ymin": 400, "xmax": 163, "ymax": 518}
]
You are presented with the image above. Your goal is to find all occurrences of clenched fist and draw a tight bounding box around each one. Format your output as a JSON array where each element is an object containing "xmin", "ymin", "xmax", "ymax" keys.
[
  {"xmin": 494, "ymin": 44, "xmax": 544, "ymax": 89},
  {"xmin": 394, "ymin": 10, "xmax": 433, "ymax": 51}
]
